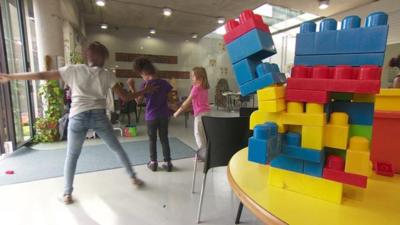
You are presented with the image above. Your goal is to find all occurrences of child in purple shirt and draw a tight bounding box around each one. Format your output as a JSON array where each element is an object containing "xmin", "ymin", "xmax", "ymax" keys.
[{"xmin": 134, "ymin": 58, "xmax": 174, "ymax": 172}]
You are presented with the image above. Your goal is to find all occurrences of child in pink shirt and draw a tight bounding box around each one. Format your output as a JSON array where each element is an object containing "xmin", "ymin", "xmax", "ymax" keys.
[{"xmin": 174, "ymin": 67, "xmax": 210, "ymax": 160}]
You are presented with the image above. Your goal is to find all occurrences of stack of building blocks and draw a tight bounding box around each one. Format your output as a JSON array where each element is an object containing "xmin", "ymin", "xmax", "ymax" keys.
[
  {"xmin": 223, "ymin": 10, "xmax": 287, "ymax": 96},
  {"xmin": 371, "ymin": 89, "xmax": 400, "ymax": 174},
  {"xmin": 226, "ymin": 10, "xmax": 391, "ymax": 204}
]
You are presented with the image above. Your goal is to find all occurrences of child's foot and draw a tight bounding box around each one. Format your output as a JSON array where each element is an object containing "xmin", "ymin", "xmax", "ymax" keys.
[
  {"xmin": 147, "ymin": 161, "xmax": 158, "ymax": 172},
  {"xmin": 162, "ymin": 161, "xmax": 173, "ymax": 172},
  {"xmin": 132, "ymin": 177, "xmax": 144, "ymax": 188},
  {"xmin": 59, "ymin": 194, "xmax": 74, "ymax": 205}
]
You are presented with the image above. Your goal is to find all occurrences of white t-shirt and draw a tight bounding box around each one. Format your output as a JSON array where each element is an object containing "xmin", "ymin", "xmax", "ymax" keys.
[{"xmin": 59, "ymin": 64, "xmax": 118, "ymax": 118}]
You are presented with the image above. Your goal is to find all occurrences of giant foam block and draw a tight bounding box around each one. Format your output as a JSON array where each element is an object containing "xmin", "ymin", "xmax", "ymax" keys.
[{"xmin": 226, "ymin": 28, "xmax": 276, "ymax": 64}]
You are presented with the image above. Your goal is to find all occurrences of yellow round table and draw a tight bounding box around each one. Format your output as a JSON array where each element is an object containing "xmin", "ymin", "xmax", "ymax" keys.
[{"xmin": 228, "ymin": 148, "xmax": 400, "ymax": 225}]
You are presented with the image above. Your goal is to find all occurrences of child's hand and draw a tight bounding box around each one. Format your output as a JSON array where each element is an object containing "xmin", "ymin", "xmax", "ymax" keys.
[
  {"xmin": 142, "ymin": 83, "xmax": 159, "ymax": 94},
  {"xmin": 0, "ymin": 73, "xmax": 10, "ymax": 83},
  {"xmin": 173, "ymin": 111, "xmax": 180, "ymax": 118}
]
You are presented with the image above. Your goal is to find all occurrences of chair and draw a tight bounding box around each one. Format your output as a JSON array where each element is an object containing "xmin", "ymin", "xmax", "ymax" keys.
[
  {"xmin": 239, "ymin": 107, "xmax": 258, "ymax": 118},
  {"xmin": 120, "ymin": 99, "xmax": 138, "ymax": 125},
  {"xmin": 195, "ymin": 116, "xmax": 249, "ymax": 223}
]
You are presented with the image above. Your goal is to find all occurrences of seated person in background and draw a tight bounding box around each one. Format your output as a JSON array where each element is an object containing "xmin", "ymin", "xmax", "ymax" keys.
[{"xmin": 118, "ymin": 82, "xmax": 137, "ymax": 125}]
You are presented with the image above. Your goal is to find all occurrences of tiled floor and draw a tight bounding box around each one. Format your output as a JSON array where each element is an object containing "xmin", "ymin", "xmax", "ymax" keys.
[{"xmin": 0, "ymin": 109, "xmax": 263, "ymax": 225}]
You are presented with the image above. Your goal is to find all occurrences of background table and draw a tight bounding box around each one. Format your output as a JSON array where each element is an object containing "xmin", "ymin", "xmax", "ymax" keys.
[{"xmin": 228, "ymin": 148, "xmax": 400, "ymax": 225}]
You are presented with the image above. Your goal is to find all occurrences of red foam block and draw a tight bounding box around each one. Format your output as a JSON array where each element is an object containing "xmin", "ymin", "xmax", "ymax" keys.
[
  {"xmin": 287, "ymin": 78, "xmax": 380, "ymax": 94},
  {"xmin": 223, "ymin": 10, "xmax": 270, "ymax": 44},
  {"xmin": 323, "ymin": 168, "xmax": 367, "ymax": 188},
  {"xmin": 374, "ymin": 161, "xmax": 394, "ymax": 177},
  {"xmin": 371, "ymin": 111, "xmax": 400, "ymax": 174},
  {"xmin": 285, "ymin": 89, "xmax": 329, "ymax": 104}
]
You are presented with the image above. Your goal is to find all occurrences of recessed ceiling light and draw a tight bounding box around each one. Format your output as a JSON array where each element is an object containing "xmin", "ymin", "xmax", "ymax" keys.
[
  {"xmin": 163, "ymin": 8, "xmax": 172, "ymax": 16},
  {"xmin": 319, "ymin": 0, "xmax": 329, "ymax": 10},
  {"xmin": 217, "ymin": 17, "xmax": 225, "ymax": 24},
  {"xmin": 191, "ymin": 33, "xmax": 198, "ymax": 39},
  {"xmin": 96, "ymin": 0, "xmax": 106, "ymax": 7},
  {"xmin": 100, "ymin": 23, "xmax": 108, "ymax": 29},
  {"xmin": 149, "ymin": 28, "xmax": 156, "ymax": 34}
]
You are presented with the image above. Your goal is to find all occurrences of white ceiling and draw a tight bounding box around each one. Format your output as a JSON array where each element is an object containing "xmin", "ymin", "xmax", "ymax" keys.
[
  {"xmin": 266, "ymin": 0, "xmax": 377, "ymax": 17},
  {"xmin": 78, "ymin": 0, "xmax": 387, "ymax": 38},
  {"xmin": 78, "ymin": 0, "xmax": 266, "ymax": 37}
]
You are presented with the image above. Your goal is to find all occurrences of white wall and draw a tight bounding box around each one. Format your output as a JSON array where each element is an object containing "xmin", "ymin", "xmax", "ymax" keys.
[{"xmin": 86, "ymin": 26, "xmax": 238, "ymax": 103}]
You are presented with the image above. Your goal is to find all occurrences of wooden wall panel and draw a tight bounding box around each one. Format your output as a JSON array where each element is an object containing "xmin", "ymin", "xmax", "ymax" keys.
[
  {"xmin": 115, "ymin": 52, "xmax": 178, "ymax": 64},
  {"xmin": 115, "ymin": 69, "xmax": 190, "ymax": 79}
]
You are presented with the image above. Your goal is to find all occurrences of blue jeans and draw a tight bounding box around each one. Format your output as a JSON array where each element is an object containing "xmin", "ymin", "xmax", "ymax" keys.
[{"xmin": 64, "ymin": 109, "xmax": 136, "ymax": 195}]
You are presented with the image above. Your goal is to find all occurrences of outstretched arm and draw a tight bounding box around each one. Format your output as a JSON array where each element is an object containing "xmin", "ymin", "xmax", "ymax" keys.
[
  {"xmin": 113, "ymin": 82, "xmax": 157, "ymax": 102},
  {"xmin": 0, "ymin": 70, "xmax": 61, "ymax": 83},
  {"xmin": 174, "ymin": 94, "xmax": 192, "ymax": 117}
]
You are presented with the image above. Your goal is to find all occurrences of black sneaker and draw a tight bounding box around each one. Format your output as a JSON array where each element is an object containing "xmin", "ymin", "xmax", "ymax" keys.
[
  {"xmin": 147, "ymin": 161, "xmax": 158, "ymax": 172},
  {"xmin": 162, "ymin": 161, "xmax": 173, "ymax": 172}
]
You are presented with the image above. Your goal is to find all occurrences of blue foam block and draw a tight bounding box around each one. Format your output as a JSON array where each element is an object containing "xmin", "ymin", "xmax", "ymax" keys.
[
  {"xmin": 294, "ymin": 53, "xmax": 385, "ymax": 66},
  {"xmin": 336, "ymin": 29, "xmax": 361, "ymax": 54},
  {"xmin": 248, "ymin": 123, "xmax": 280, "ymax": 164},
  {"xmin": 239, "ymin": 71, "xmax": 286, "ymax": 96},
  {"xmin": 359, "ymin": 25, "xmax": 388, "ymax": 53},
  {"xmin": 282, "ymin": 145, "xmax": 324, "ymax": 163},
  {"xmin": 226, "ymin": 28, "xmax": 276, "ymax": 64},
  {"xmin": 248, "ymin": 137, "xmax": 268, "ymax": 164},
  {"xmin": 295, "ymin": 32, "xmax": 315, "ymax": 55},
  {"xmin": 315, "ymin": 31, "xmax": 337, "ymax": 54},
  {"xmin": 303, "ymin": 155, "xmax": 325, "ymax": 177},
  {"xmin": 232, "ymin": 58, "xmax": 258, "ymax": 85},
  {"xmin": 270, "ymin": 155, "xmax": 304, "ymax": 173},
  {"xmin": 282, "ymin": 132, "xmax": 324, "ymax": 163},
  {"xmin": 332, "ymin": 101, "xmax": 374, "ymax": 125}
]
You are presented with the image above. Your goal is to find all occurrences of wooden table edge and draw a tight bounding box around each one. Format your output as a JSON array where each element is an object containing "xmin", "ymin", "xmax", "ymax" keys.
[{"xmin": 227, "ymin": 164, "xmax": 288, "ymax": 225}]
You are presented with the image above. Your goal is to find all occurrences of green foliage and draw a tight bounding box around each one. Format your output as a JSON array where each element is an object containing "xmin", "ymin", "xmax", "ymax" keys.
[
  {"xmin": 34, "ymin": 80, "xmax": 64, "ymax": 143},
  {"xmin": 70, "ymin": 50, "xmax": 84, "ymax": 64}
]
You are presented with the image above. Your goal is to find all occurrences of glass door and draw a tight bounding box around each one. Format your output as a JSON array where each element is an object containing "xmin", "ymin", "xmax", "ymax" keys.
[{"xmin": 1, "ymin": 0, "xmax": 33, "ymax": 146}]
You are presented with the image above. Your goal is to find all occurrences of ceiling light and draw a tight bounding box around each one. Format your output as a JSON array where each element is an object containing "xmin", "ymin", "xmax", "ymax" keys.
[
  {"xmin": 163, "ymin": 8, "xmax": 172, "ymax": 16},
  {"xmin": 319, "ymin": 0, "xmax": 329, "ymax": 10},
  {"xmin": 96, "ymin": 0, "xmax": 106, "ymax": 7},
  {"xmin": 191, "ymin": 33, "xmax": 198, "ymax": 39},
  {"xmin": 149, "ymin": 28, "xmax": 156, "ymax": 34},
  {"xmin": 217, "ymin": 17, "xmax": 225, "ymax": 24},
  {"xmin": 100, "ymin": 23, "xmax": 108, "ymax": 29}
]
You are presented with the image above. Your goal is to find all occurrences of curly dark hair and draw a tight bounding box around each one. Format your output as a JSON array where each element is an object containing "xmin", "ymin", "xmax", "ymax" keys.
[
  {"xmin": 86, "ymin": 41, "xmax": 109, "ymax": 59},
  {"xmin": 133, "ymin": 57, "xmax": 156, "ymax": 75}
]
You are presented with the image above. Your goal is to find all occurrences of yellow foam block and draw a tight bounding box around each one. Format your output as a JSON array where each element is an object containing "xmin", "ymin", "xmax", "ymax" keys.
[
  {"xmin": 302, "ymin": 126, "xmax": 324, "ymax": 150},
  {"xmin": 268, "ymin": 167, "xmax": 343, "ymax": 204},
  {"xmin": 281, "ymin": 113, "xmax": 326, "ymax": 127},
  {"xmin": 250, "ymin": 110, "xmax": 287, "ymax": 132},
  {"xmin": 257, "ymin": 85, "xmax": 285, "ymax": 101},
  {"xmin": 375, "ymin": 88, "xmax": 400, "ymax": 111},
  {"xmin": 353, "ymin": 93, "xmax": 375, "ymax": 103},
  {"xmin": 345, "ymin": 137, "xmax": 372, "ymax": 177},
  {"xmin": 324, "ymin": 113, "xmax": 349, "ymax": 150},
  {"xmin": 259, "ymin": 98, "xmax": 286, "ymax": 112}
]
